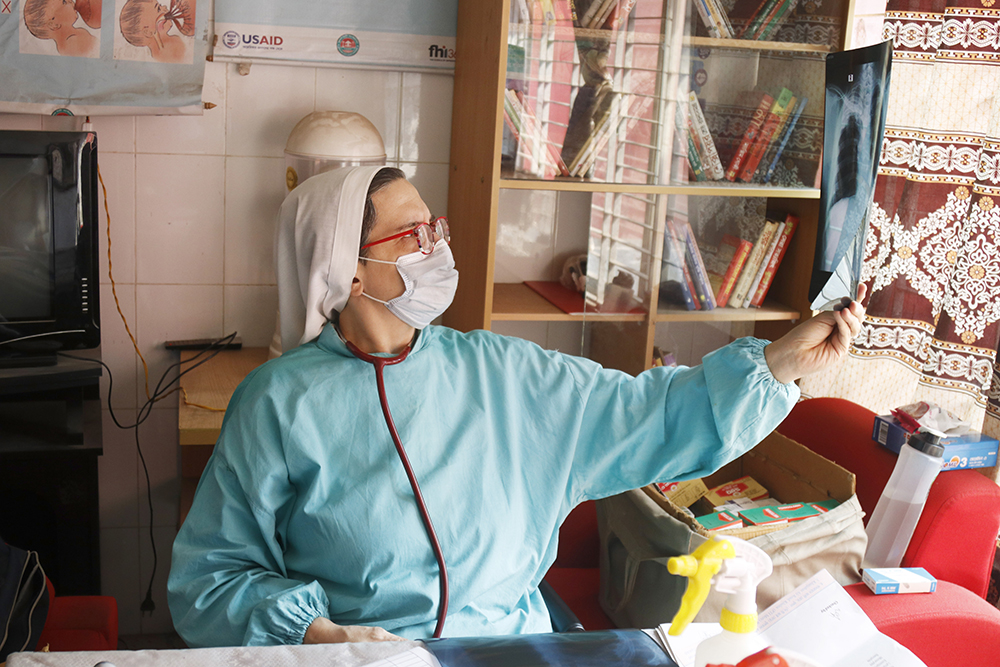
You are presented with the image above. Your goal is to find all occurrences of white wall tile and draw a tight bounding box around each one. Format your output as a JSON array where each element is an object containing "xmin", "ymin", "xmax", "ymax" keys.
[
  {"xmin": 98, "ymin": 152, "xmax": 137, "ymax": 285},
  {"xmin": 135, "ymin": 284, "xmax": 224, "ymax": 409},
  {"xmin": 139, "ymin": 525, "xmax": 178, "ymax": 634},
  {"xmin": 99, "ymin": 409, "xmax": 140, "ymax": 528},
  {"xmin": 136, "ymin": 63, "xmax": 227, "ymax": 155},
  {"xmin": 224, "ymin": 285, "xmax": 279, "ymax": 348},
  {"xmin": 226, "ymin": 63, "xmax": 316, "ymax": 158},
  {"xmin": 92, "ymin": 116, "xmax": 136, "ymax": 154},
  {"xmin": 136, "ymin": 409, "xmax": 179, "ymax": 529},
  {"xmin": 399, "ymin": 161, "xmax": 450, "ymax": 220},
  {"xmin": 0, "ymin": 114, "xmax": 42, "ymax": 131},
  {"xmin": 315, "ymin": 69, "xmax": 401, "ymax": 161},
  {"xmin": 100, "ymin": 527, "xmax": 142, "ymax": 635},
  {"xmin": 224, "ymin": 156, "xmax": 285, "ymax": 285},
  {"xmin": 99, "ymin": 283, "xmax": 139, "ymax": 410},
  {"xmin": 494, "ymin": 189, "xmax": 557, "ymax": 283},
  {"xmin": 399, "ymin": 72, "xmax": 454, "ymax": 163},
  {"xmin": 135, "ymin": 154, "xmax": 226, "ymax": 285}
]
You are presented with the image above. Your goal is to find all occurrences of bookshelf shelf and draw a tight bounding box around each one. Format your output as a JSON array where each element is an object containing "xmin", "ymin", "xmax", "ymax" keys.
[
  {"xmin": 684, "ymin": 36, "xmax": 834, "ymax": 53},
  {"xmin": 655, "ymin": 301, "xmax": 801, "ymax": 323},
  {"xmin": 446, "ymin": 0, "xmax": 851, "ymax": 375},
  {"xmin": 500, "ymin": 178, "xmax": 821, "ymax": 199},
  {"xmin": 492, "ymin": 283, "xmax": 647, "ymax": 322}
]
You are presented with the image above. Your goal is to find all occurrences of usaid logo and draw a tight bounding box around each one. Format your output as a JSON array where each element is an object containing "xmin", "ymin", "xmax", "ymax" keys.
[{"xmin": 222, "ymin": 31, "xmax": 240, "ymax": 48}]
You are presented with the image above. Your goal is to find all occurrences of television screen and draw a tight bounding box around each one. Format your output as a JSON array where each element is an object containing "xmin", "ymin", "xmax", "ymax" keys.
[
  {"xmin": 810, "ymin": 39, "xmax": 892, "ymax": 310},
  {"xmin": 0, "ymin": 155, "xmax": 53, "ymax": 322}
]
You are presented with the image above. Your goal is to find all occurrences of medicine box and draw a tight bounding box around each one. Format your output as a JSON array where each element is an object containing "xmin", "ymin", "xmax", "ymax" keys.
[
  {"xmin": 702, "ymin": 475, "xmax": 769, "ymax": 507},
  {"xmin": 872, "ymin": 415, "xmax": 999, "ymax": 471},
  {"xmin": 656, "ymin": 479, "xmax": 708, "ymax": 508},
  {"xmin": 863, "ymin": 567, "xmax": 937, "ymax": 595},
  {"xmin": 695, "ymin": 510, "xmax": 743, "ymax": 531}
]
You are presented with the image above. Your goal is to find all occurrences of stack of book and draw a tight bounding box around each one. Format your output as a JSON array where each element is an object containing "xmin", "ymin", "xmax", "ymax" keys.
[
  {"xmin": 736, "ymin": 0, "xmax": 800, "ymax": 41},
  {"xmin": 503, "ymin": 87, "xmax": 570, "ymax": 178},
  {"xmin": 693, "ymin": 0, "xmax": 735, "ymax": 38},
  {"xmin": 662, "ymin": 212, "xmax": 798, "ymax": 310},
  {"xmin": 724, "ymin": 88, "xmax": 807, "ymax": 185},
  {"xmin": 685, "ymin": 92, "xmax": 725, "ymax": 181}
]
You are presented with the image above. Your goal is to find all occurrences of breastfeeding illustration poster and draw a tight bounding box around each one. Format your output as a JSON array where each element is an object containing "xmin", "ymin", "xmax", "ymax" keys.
[
  {"xmin": 213, "ymin": 0, "xmax": 457, "ymax": 71},
  {"xmin": 0, "ymin": 0, "xmax": 208, "ymax": 115}
]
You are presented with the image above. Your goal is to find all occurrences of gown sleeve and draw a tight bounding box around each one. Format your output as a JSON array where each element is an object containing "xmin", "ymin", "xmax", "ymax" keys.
[
  {"xmin": 564, "ymin": 337, "xmax": 800, "ymax": 504},
  {"xmin": 167, "ymin": 374, "xmax": 330, "ymax": 647}
]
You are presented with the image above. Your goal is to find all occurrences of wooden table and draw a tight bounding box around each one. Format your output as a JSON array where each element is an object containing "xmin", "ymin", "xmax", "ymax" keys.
[{"xmin": 178, "ymin": 347, "xmax": 268, "ymax": 527}]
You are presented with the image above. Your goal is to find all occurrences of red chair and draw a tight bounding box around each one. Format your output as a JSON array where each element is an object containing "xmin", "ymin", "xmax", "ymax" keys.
[
  {"xmin": 543, "ymin": 500, "xmax": 615, "ymax": 631},
  {"xmin": 35, "ymin": 577, "xmax": 118, "ymax": 652},
  {"xmin": 778, "ymin": 396, "xmax": 1000, "ymax": 666}
]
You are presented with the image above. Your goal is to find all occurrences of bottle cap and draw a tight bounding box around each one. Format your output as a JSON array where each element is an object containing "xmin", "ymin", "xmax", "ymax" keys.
[{"xmin": 909, "ymin": 429, "xmax": 944, "ymax": 458}]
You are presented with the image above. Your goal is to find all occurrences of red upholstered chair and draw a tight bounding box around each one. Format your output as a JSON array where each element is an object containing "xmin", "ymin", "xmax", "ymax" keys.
[
  {"xmin": 778, "ymin": 397, "xmax": 1000, "ymax": 667},
  {"xmin": 35, "ymin": 577, "xmax": 118, "ymax": 652},
  {"xmin": 543, "ymin": 500, "xmax": 615, "ymax": 630}
]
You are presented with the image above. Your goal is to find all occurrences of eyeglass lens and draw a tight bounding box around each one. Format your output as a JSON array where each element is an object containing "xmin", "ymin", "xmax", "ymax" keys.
[{"xmin": 418, "ymin": 217, "xmax": 450, "ymax": 253}]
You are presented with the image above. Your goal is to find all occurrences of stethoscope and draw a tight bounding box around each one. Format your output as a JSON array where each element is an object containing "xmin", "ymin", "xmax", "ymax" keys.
[{"xmin": 343, "ymin": 337, "xmax": 449, "ymax": 639}]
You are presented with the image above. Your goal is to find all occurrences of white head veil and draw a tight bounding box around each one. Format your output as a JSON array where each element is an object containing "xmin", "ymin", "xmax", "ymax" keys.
[{"xmin": 273, "ymin": 165, "xmax": 384, "ymax": 354}]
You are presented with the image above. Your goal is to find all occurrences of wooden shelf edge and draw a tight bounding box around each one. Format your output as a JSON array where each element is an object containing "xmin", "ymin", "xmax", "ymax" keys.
[
  {"xmin": 685, "ymin": 36, "xmax": 834, "ymax": 53},
  {"xmin": 499, "ymin": 178, "xmax": 820, "ymax": 199},
  {"xmin": 655, "ymin": 301, "xmax": 801, "ymax": 323}
]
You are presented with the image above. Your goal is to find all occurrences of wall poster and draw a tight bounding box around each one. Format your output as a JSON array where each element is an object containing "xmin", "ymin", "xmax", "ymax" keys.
[
  {"xmin": 0, "ymin": 0, "xmax": 209, "ymax": 115},
  {"xmin": 212, "ymin": 1, "xmax": 457, "ymax": 71}
]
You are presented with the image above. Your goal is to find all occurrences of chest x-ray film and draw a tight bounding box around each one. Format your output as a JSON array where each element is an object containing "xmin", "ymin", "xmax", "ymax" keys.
[{"xmin": 809, "ymin": 40, "xmax": 892, "ymax": 311}]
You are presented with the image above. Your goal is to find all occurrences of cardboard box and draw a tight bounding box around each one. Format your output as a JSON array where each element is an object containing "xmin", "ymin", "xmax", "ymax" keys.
[
  {"xmin": 863, "ymin": 567, "xmax": 937, "ymax": 595},
  {"xmin": 872, "ymin": 415, "xmax": 999, "ymax": 471},
  {"xmin": 656, "ymin": 478, "xmax": 708, "ymax": 508},
  {"xmin": 702, "ymin": 475, "xmax": 770, "ymax": 506},
  {"xmin": 643, "ymin": 431, "xmax": 856, "ymax": 541}
]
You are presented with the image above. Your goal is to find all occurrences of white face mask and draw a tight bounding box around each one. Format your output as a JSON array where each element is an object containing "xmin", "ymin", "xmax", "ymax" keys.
[{"xmin": 362, "ymin": 240, "xmax": 459, "ymax": 329}]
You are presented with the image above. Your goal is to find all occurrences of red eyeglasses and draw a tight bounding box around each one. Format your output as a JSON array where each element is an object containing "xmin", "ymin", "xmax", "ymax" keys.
[{"xmin": 361, "ymin": 216, "xmax": 451, "ymax": 256}]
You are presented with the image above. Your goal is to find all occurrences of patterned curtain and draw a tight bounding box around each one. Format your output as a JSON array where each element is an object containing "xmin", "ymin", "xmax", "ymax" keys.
[{"xmin": 798, "ymin": 0, "xmax": 1000, "ymax": 482}]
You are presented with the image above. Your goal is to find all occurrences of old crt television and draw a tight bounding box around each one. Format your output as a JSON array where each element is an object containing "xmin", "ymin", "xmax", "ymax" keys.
[{"xmin": 0, "ymin": 130, "xmax": 100, "ymax": 366}]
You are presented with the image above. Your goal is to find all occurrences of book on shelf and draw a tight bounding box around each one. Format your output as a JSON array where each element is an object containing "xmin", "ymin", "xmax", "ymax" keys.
[
  {"xmin": 668, "ymin": 217, "xmax": 717, "ymax": 310},
  {"xmin": 762, "ymin": 96, "xmax": 807, "ymax": 184},
  {"xmin": 504, "ymin": 88, "xmax": 570, "ymax": 178},
  {"xmin": 738, "ymin": 0, "xmax": 794, "ymax": 40},
  {"xmin": 708, "ymin": 0, "xmax": 735, "ymax": 37},
  {"xmin": 692, "ymin": 0, "xmax": 723, "ymax": 38},
  {"xmin": 750, "ymin": 213, "xmax": 798, "ymax": 307},
  {"xmin": 599, "ymin": 0, "xmax": 637, "ymax": 29},
  {"xmin": 688, "ymin": 92, "xmax": 725, "ymax": 180},
  {"xmin": 750, "ymin": 93, "xmax": 797, "ymax": 182},
  {"xmin": 729, "ymin": 219, "xmax": 779, "ymax": 308},
  {"xmin": 740, "ymin": 218, "xmax": 785, "ymax": 308},
  {"xmin": 661, "ymin": 219, "xmax": 700, "ymax": 310},
  {"xmin": 686, "ymin": 125, "xmax": 708, "ymax": 181},
  {"xmin": 725, "ymin": 92, "xmax": 773, "ymax": 181},
  {"xmin": 755, "ymin": 0, "xmax": 800, "ymax": 40},
  {"xmin": 704, "ymin": 234, "xmax": 753, "ymax": 307},
  {"xmin": 737, "ymin": 87, "xmax": 794, "ymax": 182}
]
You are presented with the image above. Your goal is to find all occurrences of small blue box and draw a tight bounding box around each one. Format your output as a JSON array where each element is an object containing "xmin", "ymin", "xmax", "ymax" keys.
[
  {"xmin": 872, "ymin": 415, "xmax": 999, "ymax": 471},
  {"xmin": 863, "ymin": 567, "xmax": 937, "ymax": 595}
]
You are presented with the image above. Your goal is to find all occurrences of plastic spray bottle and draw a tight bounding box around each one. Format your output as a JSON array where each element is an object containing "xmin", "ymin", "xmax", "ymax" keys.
[
  {"xmin": 863, "ymin": 427, "xmax": 945, "ymax": 569},
  {"xmin": 667, "ymin": 535, "xmax": 773, "ymax": 667}
]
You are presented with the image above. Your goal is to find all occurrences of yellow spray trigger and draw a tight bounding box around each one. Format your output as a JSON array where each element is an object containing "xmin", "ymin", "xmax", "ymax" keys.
[{"xmin": 666, "ymin": 536, "xmax": 735, "ymax": 636}]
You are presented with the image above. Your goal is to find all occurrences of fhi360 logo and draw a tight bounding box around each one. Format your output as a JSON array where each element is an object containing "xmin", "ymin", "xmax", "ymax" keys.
[
  {"xmin": 222, "ymin": 30, "xmax": 284, "ymax": 49},
  {"xmin": 427, "ymin": 44, "xmax": 455, "ymax": 61}
]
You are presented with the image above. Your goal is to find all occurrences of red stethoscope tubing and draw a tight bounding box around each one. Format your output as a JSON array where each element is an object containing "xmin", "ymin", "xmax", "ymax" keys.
[{"xmin": 344, "ymin": 339, "xmax": 449, "ymax": 639}]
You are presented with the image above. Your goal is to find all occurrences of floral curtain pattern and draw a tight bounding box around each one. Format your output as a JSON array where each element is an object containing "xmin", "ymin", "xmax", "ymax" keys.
[{"xmin": 798, "ymin": 0, "xmax": 1000, "ymax": 481}]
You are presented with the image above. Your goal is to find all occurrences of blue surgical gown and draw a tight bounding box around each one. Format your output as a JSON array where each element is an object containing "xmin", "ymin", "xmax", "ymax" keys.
[{"xmin": 167, "ymin": 324, "xmax": 798, "ymax": 647}]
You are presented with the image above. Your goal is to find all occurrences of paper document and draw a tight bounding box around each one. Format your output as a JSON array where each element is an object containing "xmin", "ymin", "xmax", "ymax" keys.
[
  {"xmin": 757, "ymin": 569, "xmax": 926, "ymax": 667},
  {"xmin": 363, "ymin": 646, "xmax": 441, "ymax": 667},
  {"xmin": 648, "ymin": 570, "xmax": 925, "ymax": 667}
]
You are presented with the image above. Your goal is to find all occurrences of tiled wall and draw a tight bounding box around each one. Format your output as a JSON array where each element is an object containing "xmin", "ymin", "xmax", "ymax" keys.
[{"xmin": 0, "ymin": 60, "xmax": 454, "ymax": 635}]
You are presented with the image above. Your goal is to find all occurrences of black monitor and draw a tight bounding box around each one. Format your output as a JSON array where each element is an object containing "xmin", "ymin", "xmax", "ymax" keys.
[{"xmin": 0, "ymin": 130, "xmax": 100, "ymax": 367}]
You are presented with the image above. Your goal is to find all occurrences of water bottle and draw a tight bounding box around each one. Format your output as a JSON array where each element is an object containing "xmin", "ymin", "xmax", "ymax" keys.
[{"xmin": 863, "ymin": 429, "xmax": 944, "ymax": 569}]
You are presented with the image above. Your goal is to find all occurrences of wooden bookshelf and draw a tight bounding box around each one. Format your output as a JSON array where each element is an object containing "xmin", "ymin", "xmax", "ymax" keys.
[{"xmin": 446, "ymin": 0, "xmax": 852, "ymax": 374}]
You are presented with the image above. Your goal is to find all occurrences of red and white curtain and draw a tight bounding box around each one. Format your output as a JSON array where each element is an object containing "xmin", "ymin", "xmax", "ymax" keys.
[{"xmin": 798, "ymin": 0, "xmax": 1000, "ymax": 482}]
